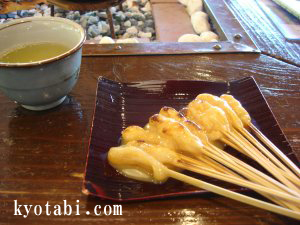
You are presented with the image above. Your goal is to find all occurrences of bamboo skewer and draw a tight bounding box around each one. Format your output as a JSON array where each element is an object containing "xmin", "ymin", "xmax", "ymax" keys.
[
  {"xmin": 180, "ymin": 146, "xmax": 300, "ymax": 210},
  {"xmin": 224, "ymin": 131, "xmax": 300, "ymax": 194},
  {"xmin": 250, "ymin": 123, "xmax": 300, "ymax": 178},
  {"xmin": 239, "ymin": 128, "xmax": 300, "ymax": 186},
  {"xmin": 167, "ymin": 169, "xmax": 300, "ymax": 220},
  {"xmin": 176, "ymin": 158, "xmax": 300, "ymax": 204},
  {"xmin": 206, "ymin": 144, "xmax": 300, "ymax": 198}
]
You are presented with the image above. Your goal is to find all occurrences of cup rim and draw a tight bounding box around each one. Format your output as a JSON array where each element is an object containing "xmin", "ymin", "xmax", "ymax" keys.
[{"xmin": 0, "ymin": 17, "xmax": 86, "ymax": 68}]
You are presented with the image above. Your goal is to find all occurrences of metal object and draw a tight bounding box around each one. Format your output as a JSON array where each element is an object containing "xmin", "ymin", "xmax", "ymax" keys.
[
  {"xmin": 234, "ymin": 34, "xmax": 243, "ymax": 40},
  {"xmin": 213, "ymin": 44, "xmax": 222, "ymax": 50},
  {"xmin": 106, "ymin": 8, "xmax": 116, "ymax": 39}
]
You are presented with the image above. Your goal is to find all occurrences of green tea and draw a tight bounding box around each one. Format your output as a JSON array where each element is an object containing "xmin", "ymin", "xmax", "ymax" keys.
[{"xmin": 0, "ymin": 42, "xmax": 70, "ymax": 63}]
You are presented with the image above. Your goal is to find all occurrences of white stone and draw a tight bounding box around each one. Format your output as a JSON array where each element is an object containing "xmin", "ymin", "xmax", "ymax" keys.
[
  {"xmin": 124, "ymin": 20, "xmax": 132, "ymax": 27},
  {"xmin": 99, "ymin": 36, "xmax": 115, "ymax": 44},
  {"xmin": 178, "ymin": 34, "xmax": 202, "ymax": 42},
  {"xmin": 199, "ymin": 31, "xmax": 219, "ymax": 42},
  {"xmin": 138, "ymin": 31, "xmax": 152, "ymax": 38},
  {"xmin": 178, "ymin": 0, "xmax": 190, "ymax": 6},
  {"xmin": 191, "ymin": 11, "xmax": 210, "ymax": 34},
  {"xmin": 116, "ymin": 38, "xmax": 139, "ymax": 43},
  {"xmin": 126, "ymin": 26, "xmax": 138, "ymax": 34},
  {"xmin": 187, "ymin": 0, "xmax": 203, "ymax": 16},
  {"xmin": 141, "ymin": 0, "xmax": 148, "ymax": 5},
  {"xmin": 141, "ymin": 2, "xmax": 151, "ymax": 12}
]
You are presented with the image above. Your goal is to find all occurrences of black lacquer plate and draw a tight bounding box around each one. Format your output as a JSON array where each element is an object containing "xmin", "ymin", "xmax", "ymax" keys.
[{"xmin": 83, "ymin": 77, "xmax": 298, "ymax": 201}]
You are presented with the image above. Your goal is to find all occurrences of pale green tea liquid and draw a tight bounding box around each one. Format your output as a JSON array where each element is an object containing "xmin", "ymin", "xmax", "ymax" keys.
[{"xmin": 0, "ymin": 42, "xmax": 70, "ymax": 63}]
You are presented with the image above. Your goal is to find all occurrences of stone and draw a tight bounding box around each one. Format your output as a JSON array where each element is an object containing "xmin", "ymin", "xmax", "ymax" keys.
[
  {"xmin": 178, "ymin": 34, "xmax": 202, "ymax": 42},
  {"xmin": 191, "ymin": 11, "xmax": 210, "ymax": 34},
  {"xmin": 144, "ymin": 12, "xmax": 153, "ymax": 20},
  {"xmin": 124, "ymin": 20, "xmax": 131, "ymax": 27},
  {"xmin": 54, "ymin": 13, "xmax": 64, "ymax": 17},
  {"xmin": 144, "ymin": 27, "xmax": 155, "ymax": 33},
  {"xmin": 88, "ymin": 16, "xmax": 99, "ymax": 25},
  {"xmin": 110, "ymin": 7, "xmax": 117, "ymax": 14},
  {"xmin": 199, "ymin": 31, "xmax": 219, "ymax": 42},
  {"xmin": 40, "ymin": 4, "xmax": 48, "ymax": 11},
  {"xmin": 88, "ymin": 24, "xmax": 100, "ymax": 38},
  {"xmin": 116, "ymin": 38, "xmax": 139, "ymax": 43},
  {"xmin": 138, "ymin": 31, "xmax": 152, "ymax": 38},
  {"xmin": 141, "ymin": 2, "xmax": 151, "ymax": 12},
  {"xmin": 129, "ymin": 19, "xmax": 138, "ymax": 26},
  {"xmin": 124, "ymin": 12, "xmax": 132, "ymax": 18},
  {"xmin": 99, "ymin": 36, "xmax": 115, "ymax": 44},
  {"xmin": 0, "ymin": 14, "xmax": 7, "ymax": 19},
  {"xmin": 144, "ymin": 19, "xmax": 154, "ymax": 27},
  {"xmin": 187, "ymin": 0, "xmax": 203, "ymax": 16},
  {"xmin": 137, "ymin": 21, "xmax": 144, "ymax": 29},
  {"xmin": 7, "ymin": 12, "xmax": 17, "ymax": 18},
  {"xmin": 115, "ymin": 11, "xmax": 126, "ymax": 22},
  {"xmin": 66, "ymin": 13, "xmax": 75, "ymax": 20},
  {"xmin": 73, "ymin": 11, "xmax": 81, "ymax": 20},
  {"xmin": 98, "ymin": 12, "xmax": 107, "ymax": 19},
  {"xmin": 114, "ymin": 25, "xmax": 121, "ymax": 33},
  {"xmin": 122, "ymin": 32, "xmax": 133, "ymax": 39},
  {"xmin": 132, "ymin": 12, "xmax": 145, "ymax": 21},
  {"xmin": 100, "ymin": 21, "xmax": 110, "ymax": 34},
  {"xmin": 126, "ymin": 26, "xmax": 138, "ymax": 34},
  {"xmin": 80, "ymin": 16, "xmax": 88, "ymax": 29}
]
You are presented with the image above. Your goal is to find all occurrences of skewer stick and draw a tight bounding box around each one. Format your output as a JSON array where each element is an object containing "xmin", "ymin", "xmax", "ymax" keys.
[
  {"xmin": 205, "ymin": 144, "xmax": 300, "ymax": 198},
  {"xmin": 176, "ymin": 159, "xmax": 300, "ymax": 204},
  {"xmin": 180, "ymin": 150, "xmax": 299, "ymax": 210},
  {"xmin": 224, "ymin": 131, "xmax": 300, "ymax": 194},
  {"xmin": 220, "ymin": 138, "xmax": 247, "ymax": 155},
  {"xmin": 250, "ymin": 123, "xmax": 300, "ymax": 178},
  {"xmin": 239, "ymin": 128, "xmax": 300, "ymax": 186},
  {"xmin": 167, "ymin": 169, "xmax": 300, "ymax": 220}
]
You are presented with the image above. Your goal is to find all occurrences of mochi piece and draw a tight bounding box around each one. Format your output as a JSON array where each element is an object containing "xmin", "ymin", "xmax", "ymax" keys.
[
  {"xmin": 199, "ymin": 31, "xmax": 219, "ymax": 42},
  {"xmin": 178, "ymin": 0, "xmax": 190, "ymax": 6},
  {"xmin": 187, "ymin": 0, "xmax": 203, "ymax": 16},
  {"xmin": 191, "ymin": 11, "xmax": 211, "ymax": 34},
  {"xmin": 99, "ymin": 36, "xmax": 115, "ymax": 44},
  {"xmin": 116, "ymin": 38, "xmax": 140, "ymax": 43},
  {"xmin": 178, "ymin": 34, "xmax": 202, "ymax": 42}
]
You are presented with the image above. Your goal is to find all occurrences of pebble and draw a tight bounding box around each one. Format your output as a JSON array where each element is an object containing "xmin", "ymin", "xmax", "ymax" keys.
[
  {"xmin": 126, "ymin": 26, "xmax": 138, "ymax": 35},
  {"xmin": 99, "ymin": 36, "xmax": 115, "ymax": 44},
  {"xmin": 124, "ymin": 20, "xmax": 131, "ymax": 27},
  {"xmin": 88, "ymin": 24, "xmax": 100, "ymax": 38},
  {"xmin": 87, "ymin": 16, "xmax": 99, "ymax": 25},
  {"xmin": 0, "ymin": 1, "xmax": 156, "ymax": 40},
  {"xmin": 138, "ymin": 31, "xmax": 152, "ymax": 38}
]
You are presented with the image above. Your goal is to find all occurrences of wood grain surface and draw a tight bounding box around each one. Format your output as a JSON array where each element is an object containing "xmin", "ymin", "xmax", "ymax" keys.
[{"xmin": 0, "ymin": 51, "xmax": 299, "ymax": 224}]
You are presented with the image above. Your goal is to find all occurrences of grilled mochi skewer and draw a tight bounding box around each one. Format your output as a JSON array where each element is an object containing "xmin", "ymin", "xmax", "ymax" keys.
[
  {"xmin": 123, "ymin": 116, "xmax": 297, "ymax": 198},
  {"xmin": 159, "ymin": 107, "xmax": 300, "ymax": 210},
  {"xmin": 107, "ymin": 142, "xmax": 300, "ymax": 219},
  {"xmin": 198, "ymin": 93, "xmax": 300, "ymax": 187},
  {"xmin": 122, "ymin": 114, "xmax": 300, "ymax": 207},
  {"xmin": 220, "ymin": 94, "xmax": 300, "ymax": 180},
  {"xmin": 185, "ymin": 98, "xmax": 300, "ymax": 194}
]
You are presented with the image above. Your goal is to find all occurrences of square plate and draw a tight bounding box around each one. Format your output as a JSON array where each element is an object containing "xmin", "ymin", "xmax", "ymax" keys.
[{"xmin": 82, "ymin": 77, "xmax": 298, "ymax": 201}]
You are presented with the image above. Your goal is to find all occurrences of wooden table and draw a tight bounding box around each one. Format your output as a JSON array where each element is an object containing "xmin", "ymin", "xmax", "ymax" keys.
[{"xmin": 0, "ymin": 0, "xmax": 299, "ymax": 224}]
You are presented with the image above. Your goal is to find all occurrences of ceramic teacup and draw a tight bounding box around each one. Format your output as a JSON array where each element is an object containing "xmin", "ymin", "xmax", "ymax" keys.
[{"xmin": 0, "ymin": 17, "xmax": 86, "ymax": 110}]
